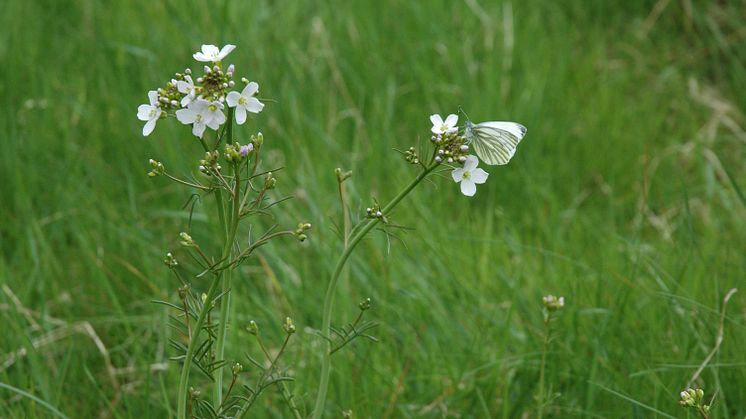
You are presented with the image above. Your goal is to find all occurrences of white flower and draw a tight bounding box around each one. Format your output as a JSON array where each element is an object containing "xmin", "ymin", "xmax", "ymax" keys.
[
  {"xmin": 451, "ymin": 155, "xmax": 488, "ymax": 197},
  {"xmin": 226, "ymin": 82, "xmax": 264, "ymax": 124},
  {"xmin": 175, "ymin": 99, "xmax": 226, "ymax": 138},
  {"xmin": 193, "ymin": 44, "xmax": 236, "ymax": 63},
  {"xmin": 176, "ymin": 75, "xmax": 197, "ymax": 107},
  {"xmin": 137, "ymin": 90, "xmax": 162, "ymax": 136},
  {"xmin": 430, "ymin": 113, "xmax": 458, "ymax": 135}
]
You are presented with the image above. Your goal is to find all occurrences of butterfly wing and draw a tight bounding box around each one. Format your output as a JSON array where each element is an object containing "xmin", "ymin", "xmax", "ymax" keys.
[{"xmin": 469, "ymin": 121, "xmax": 527, "ymax": 165}]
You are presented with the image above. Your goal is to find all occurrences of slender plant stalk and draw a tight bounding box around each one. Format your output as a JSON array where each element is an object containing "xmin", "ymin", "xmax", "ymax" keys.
[
  {"xmin": 311, "ymin": 164, "xmax": 434, "ymax": 419},
  {"xmin": 537, "ymin": 312, "xmax": 551, "ymax": 419},
  {"xmin": 177, "ymin": 116, "xmax": 240, "ymax": 419},
  {"xmin": 214, "ymin": 112, "xmax": 241, "ymax": 406}
]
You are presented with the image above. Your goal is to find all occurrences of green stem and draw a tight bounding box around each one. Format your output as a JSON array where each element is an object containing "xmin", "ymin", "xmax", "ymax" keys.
[
  {"xmin": 311, "ymin": 165, "xmax": 434, "ymax": 419},
  {"xmin": 176, "ymin": 271, "xmax": 223, "ymax": 419},
  {"xmin": 214, "ymin": 113, "xmax": 237, "ymax": 406},
  {"xmin": 177, "ymin": 115, "xmax": 236, "ymax": 419},
  {"xmin": 537, "ymin": 312, "xmax": 551, "ymax": 419}
]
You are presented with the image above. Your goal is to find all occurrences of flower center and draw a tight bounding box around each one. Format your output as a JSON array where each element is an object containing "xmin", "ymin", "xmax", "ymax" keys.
[
  {"xmin": 238, "ymin": 97, "xmax": 247, "ymax": 105},
  {"xmin": 194, "ymin": 114, "xmax": 203, "ymax": 123},
  {"xmin": 208, "ymin": 104, "xmax": 218, "ymax": 112},
  {"xmin": 463, "ymin": 170, "xmax": 471, "ymax": 179},
  {"xmin": 148, "ymin": 109, "xmax": 157, "ymax": 118},
  {"xmin": 440, "ymin": 123, "xmax": 449, "ymax": 131}
]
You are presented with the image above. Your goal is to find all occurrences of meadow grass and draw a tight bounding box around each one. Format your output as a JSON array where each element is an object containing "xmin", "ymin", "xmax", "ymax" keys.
[{"xmin": 1, "ymin": 0, "xmax": 745, "ymax": 417}]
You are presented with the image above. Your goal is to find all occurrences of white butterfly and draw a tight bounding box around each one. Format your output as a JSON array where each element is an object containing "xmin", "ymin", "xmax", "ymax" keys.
[{"xmin": 463, "ymin": 120, "xmax": 527, "ymax": 165}]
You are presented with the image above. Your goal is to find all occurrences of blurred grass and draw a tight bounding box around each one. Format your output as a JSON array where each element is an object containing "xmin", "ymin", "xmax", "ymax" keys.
[{"xmin": 1, "ymin": 0, "xmax": 745, "ymax": 417}]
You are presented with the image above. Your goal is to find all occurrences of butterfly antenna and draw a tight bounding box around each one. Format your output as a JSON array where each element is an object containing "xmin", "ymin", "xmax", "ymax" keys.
[{"xmin": 457, "ymin": 106, "xmax": 471, "ymax": 122}]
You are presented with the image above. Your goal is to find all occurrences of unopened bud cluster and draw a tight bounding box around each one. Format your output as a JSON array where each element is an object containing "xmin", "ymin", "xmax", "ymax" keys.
[
  {"xmin": 179, "ymin": 232, "xmax": 196, "ymax": 247},
  {"xmin": 432, "ymin": 131, "xmax": 469, "ymax": 164},
  {"xmin": 283, "ymin": 317, "xmax": 296, "ymax": 335},
  {"xmin": 359, "ymin": 297, "xmax": 372, "ymax": 311},
  {"xmin": 177, "ymin": 284, "xmax": 189, "ymax": 300},
  {"xmin": 264, "ymin": 172, "xmax": 276, "ymax": 189},
  {"xmin": 542, "ymin": 295, "xmax": 565, "ymax": 311},
  {"xmin": 164, "ymin": 252, "xmax": 178, "ymax": 268},
  {"xmin": 679, "ymin": 388, "xmax": 709, "ymax": 412},
  {"xmin": 246, "ymin": 320, "xmax": 259, "ymax": 335},
  {"xmin": 231, "ymin": 362, "xmax": 243, "ymax": 376},
  {"xmin": 148, "ymin": 159, "xmax": 165, "ymax": 177},
  {"xmin": 199, "ymin": 150, "xmax": 221, "ymax": 175},
  {"xmin": 404, "ymin": 147, "xmax": 419, "ymax": 164},
  {"xmin": 294, "ymin": 223, "xmax": 312, "ymax": 242},
  {"xmin": 365, "ymin": 205, "xmax": 384, "ymax": 220},
  {"xmin": 224, "ymin": 142, "xmax": 254, "ymax": 163}
]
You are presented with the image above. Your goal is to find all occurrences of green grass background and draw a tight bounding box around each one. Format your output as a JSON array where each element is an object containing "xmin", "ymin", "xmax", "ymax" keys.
[{"xmin": 1, "ymin": 0, "xmax": 745, "ymax": 417}]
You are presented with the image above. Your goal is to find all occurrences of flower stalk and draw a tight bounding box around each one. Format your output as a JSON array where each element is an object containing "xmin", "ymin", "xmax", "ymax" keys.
[{"xmin": 311, "ymin": 162, "xmax": 436, "ymax": 419}]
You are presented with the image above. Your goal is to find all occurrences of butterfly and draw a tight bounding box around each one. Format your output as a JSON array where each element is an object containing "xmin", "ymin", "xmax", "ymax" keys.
[{"xmin": 463, "ymin": 120, "xmax": 527, "ymax": 165}]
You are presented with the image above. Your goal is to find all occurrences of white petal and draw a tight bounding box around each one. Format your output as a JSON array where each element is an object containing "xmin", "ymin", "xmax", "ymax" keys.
[
  {"xmin": 451, "ymin": 168, "xmax": 465, "ymax": 182},
  {"xmin": 193, "ymin": 52, "xmax": 209, "ymax": 62},
  {"xmin": 142, "ymin": 118, "xmax": 157, "ymax": 136},
  {"xmin": 218, "ymin": 44, "xmax": 236, "ymax": 59},
  {"xmin": 176, "ymin": 108, "xmax": 196, "ymax": 124},
  {"xmin": 244, "ymin": 97, "xmax": 264, "ymax": 113},
  {"xmin": 212, "ymin": 109, "xmax": 226, "ymax": 125},
  {"xmin": 180, "ymin": 94, "xmax": 193, "ymax": 107},
  {"xmin": 430, "ymin": 114, "xmax": 443, "ymax": 127},
  {"xmin": 243, "ymin": 82, "xmax": 259, "ymax": 96},
  {"xmin": 193, "ymin": 122, "xmax": 206, "ymax": 138},
  {"xmin": 460, "ymin": 179, "xmax": 477, "ymax": 196},
  {"xmin": 206, "ymin": 118, "xmax": 221, "ymax": 130},
  {"xmin": 235, "ymin": 106, "xmax": 247, "ymax": 124},
  {"xmin": 226, "ymin": 91, "xmax": 241, "ymax": 107},
  {"xmin": 444, "ymin": 113, "xmax": 458, "ymax": 127},
  {"xmin": 464, "ymin": 155, "xmax": 479, "ymax": 171},
  {"xmin": 137, "ymin": 104, "xmax": 152, "ymax": 121},
  {"xmin": 176, "ymin": 80, "xmax": 191, "ymax": 94},
  {"xmin": 201, "ymin": 44, "xmax": 219, "ymax": 56},
  {"xmin": 470, "ymin": 168, "xmax": 489, "ymax": 184},
  {"xmin": 147, "ymin": 90, "xmax": 159, "ymax": 106},
  {"xmin": 190, "ymin": 98, "xmax": 209, "ymax": 111}
]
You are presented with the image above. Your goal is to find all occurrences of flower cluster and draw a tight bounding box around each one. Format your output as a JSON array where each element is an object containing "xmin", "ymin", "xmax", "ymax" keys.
[
  {"xmin": 137, "ymin": 44, "xmax": 264, "ymax": 138},
  {"xmin": 542, "ymin": 295, "xmax": 565, "ymax": 311},
  {"xmin": 679, "ymin": 388, "xmax": 710, "ymax": 414},
  {"xmin": 429, "ymin": 113, "xmax": 488, "ymax": 197}
]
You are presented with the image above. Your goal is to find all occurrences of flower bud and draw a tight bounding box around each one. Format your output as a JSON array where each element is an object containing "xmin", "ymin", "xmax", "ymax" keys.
[
  {"xmin": 204, "ymin": 65, "xmax": 211, "ymax": 73},
  {"xmin": 542, "ymin": 295, "xmax": 565, "ymax": 311},
  {"xmin": 283, "ymin": 317, "xmax": 296, "ymax": 335},
  {"xmin": 359, "ymin": 298, "xmax": 372, "ymax": 311},
  {"xmin": 164, "ymin": 252, "xmax": 178, "ymax": 268},
  {"xmin": 227, "ymin": 64, "xmax": 235, "ymax": 74},
  {"xmin": 177, "ymin": 284, "xmax": 188, "ymax": 300},
  {"xmin": 246, "ymin": 320, "xmax": 259, "ymax": 335},
  {"xmin": 148, "ymin": 159, "xmax": 165, "ymax": 177},
  {"xmin": 185, "ymin": 68, "xmax": 192, "ymax": 75},
  {"xmin": 264, "ymin": 172, "xmax": 276, "ymax": 189},
  {"xmin": 239, "ymin": 143, "xmax": 253, "ymax": 157},
  {"xmin": 179, "ymin": 232, "xmax": 196, "ymax": 247},
  {"xmin": 231, "ymin": 362, "xmax": 243, "ymax": 376}
]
